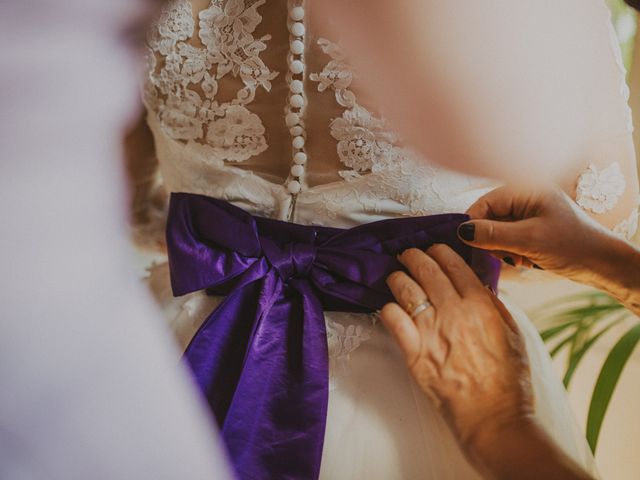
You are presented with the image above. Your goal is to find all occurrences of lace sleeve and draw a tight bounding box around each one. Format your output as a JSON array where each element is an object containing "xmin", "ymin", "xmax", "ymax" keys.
[{"xmin": 561, "ymin": 3, "xmax": 639, "ymax": 240}]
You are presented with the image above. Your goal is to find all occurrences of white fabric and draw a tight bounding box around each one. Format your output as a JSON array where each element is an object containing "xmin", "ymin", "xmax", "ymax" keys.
[{"xmin": 0, "ymin": 2, "xmax": 231, "ymax": 479}]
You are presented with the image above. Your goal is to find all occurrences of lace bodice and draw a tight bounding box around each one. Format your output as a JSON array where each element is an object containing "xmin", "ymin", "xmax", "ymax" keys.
[
  {"xmin": 142, "ymin": 0, "xmax": 502, "ymax": 227},
  {"xmin": 142, "ymin": 0, "xmax": 639, "ymax": 237}
]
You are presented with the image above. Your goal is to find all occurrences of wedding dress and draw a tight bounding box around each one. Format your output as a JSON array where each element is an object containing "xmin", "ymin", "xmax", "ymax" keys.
[{"xmin": 141, "ymin": 1, "xmax": 639, "ymax": 478}]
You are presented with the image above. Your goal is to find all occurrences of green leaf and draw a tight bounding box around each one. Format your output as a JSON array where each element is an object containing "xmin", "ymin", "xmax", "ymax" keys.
[
  {"xmin": 552, "ymin": 304, "xmax": 625, "ymax": 318},
  {"xmin": 539, "ymin": 303, "xmax": 627, "ymax": 343},
  {"xmin": 534, "ymin": 292, "xmax": 624, "ymax": 313},
  {"xmin": 540, "ymin": 320, "xmax": 582, "ymax": 342},
  {"xmin": 562, "ymin": 317, "xmax": 625, "ymax": 388},
  {"xmin": 537, "ymin": 304, "xmax": 625, "ymax": 329},
  {"xmin": 549, "ymin": 332, "xmax": 576, "ymax": 358},
  {"xmin": 586, "ymin": 323, "xmax": 640, "ymax": 453},
  {"xmin": 530, "ymin": 291, "xmax": 608, "ymax": 316}
]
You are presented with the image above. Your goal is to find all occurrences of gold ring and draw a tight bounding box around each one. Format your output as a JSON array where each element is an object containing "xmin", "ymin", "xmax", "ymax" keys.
[{"xmin": 406, "ymin": 299, "xmax": 432, "ymax": 319}]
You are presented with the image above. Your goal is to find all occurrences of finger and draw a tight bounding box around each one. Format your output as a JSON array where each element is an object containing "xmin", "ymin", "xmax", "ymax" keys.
[
  {"xmin": 457, "ymin": 218, "xmax": 534, "ymax": 255},
  {"xmin": 424, "ymin": 244, "xmax": 486, "ymax": 298},
  {"xmin": 386, "ymin": 270, "xmax": 430, "ymax": 312},
  {"xmin": 380, "ymin": 302, "xmax": 421, "ymax": 362},
  {"xmin": 397, "ymin": 248, "xmax": 459, "ymax": 308},
  {"xmin": 465, "ymin": 186, "xmax": 523, "ymax": 220}
]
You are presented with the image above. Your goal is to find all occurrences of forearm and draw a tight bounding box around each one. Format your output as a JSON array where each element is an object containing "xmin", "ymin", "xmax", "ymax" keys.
[
  {"xmin": 589, "ymin": 233, "xmax": 640, "ymax": 316},
  {"xmin": 467, "ymin": 418, "xmax": 593, "ymax": 480}
]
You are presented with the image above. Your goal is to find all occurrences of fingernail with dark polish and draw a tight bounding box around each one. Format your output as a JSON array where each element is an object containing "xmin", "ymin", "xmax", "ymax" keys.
[
  {"xmin": 503, "ymin": 256, "xmax": 515, "ymax": 266},
  {"xmin": 458, "ymin": 223, "xmax": 475, "ymax": 241}
]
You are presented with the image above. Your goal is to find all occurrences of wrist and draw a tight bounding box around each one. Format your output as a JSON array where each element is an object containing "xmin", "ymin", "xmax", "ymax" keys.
[
  {"xmin": 466, "ymin": 416, "xmax": 593, "ymax": 480},
  {"xmin": 465, "ymin": 414, "xmax": 536, "ymax": 472},
  {"xmin": 602, "ymin": 237, "xmax": 640, "ymax": 314},
  {"xmin": 586, "ymin": 232, "xmax": 640, "ymax": 315}
]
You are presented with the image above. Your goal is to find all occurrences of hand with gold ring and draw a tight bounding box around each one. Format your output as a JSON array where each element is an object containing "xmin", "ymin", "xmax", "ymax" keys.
[
  {"xmin": 382, "ymin": 244, "xmax": 592, "ymax": 480},
  {"xmin": 383, "ymin": 244, "xmax": 531, "ymax": 448}
]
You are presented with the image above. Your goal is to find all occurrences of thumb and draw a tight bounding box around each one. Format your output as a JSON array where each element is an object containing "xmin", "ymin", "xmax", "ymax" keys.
[{"xmin": 457, "ymin": 219, "xmax": 533, "ymax": 255}]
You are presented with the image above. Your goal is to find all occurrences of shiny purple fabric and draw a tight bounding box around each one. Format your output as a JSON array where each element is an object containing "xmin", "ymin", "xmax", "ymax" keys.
[{"xmin": 166, "ymin": 192, "xmax": 500, "ymax": 480}]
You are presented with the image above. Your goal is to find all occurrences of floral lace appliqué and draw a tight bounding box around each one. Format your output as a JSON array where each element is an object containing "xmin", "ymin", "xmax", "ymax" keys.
[
  {"xmin": 206, "ymin": 104, "xmax": 267, "ymax": 161},
  {"xmin": 145, "ymin": 0, "xmax": 276, "ymax": 162},
  {"xmin": 309, "ymin": 39, "xmax": 356, "ymax": 108},
  {"xmin": 326, "ymin": 313, "xmax": 377, "ymax": 383},
  {"xmin": 576, "ymin": 162, "xmax": 626, "ymax": 214},
  {"xmin": 331, "ymin": 106, "xmax": 400, "ymax": 174},
  {"xmin": 613, "ymin": 205, "xmax": 639, "ymax": 240},
  {"xmin": 311, "ymin": 39, "xmax": 426, "ymax": 180}
]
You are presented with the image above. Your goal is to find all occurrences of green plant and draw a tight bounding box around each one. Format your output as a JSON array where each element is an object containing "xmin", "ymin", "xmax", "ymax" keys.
[{"xmin": 532, "ymin": 292, "xmax": 640, "ymax": 453}]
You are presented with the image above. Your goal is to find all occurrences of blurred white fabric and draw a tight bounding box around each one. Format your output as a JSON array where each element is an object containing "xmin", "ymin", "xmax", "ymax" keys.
[{"xmin": 0, "ymin": 1, "xmax": 231, "ymax": 479}]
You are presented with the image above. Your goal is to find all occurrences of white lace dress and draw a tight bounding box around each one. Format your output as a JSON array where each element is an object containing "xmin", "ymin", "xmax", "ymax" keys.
[{"xmin": 141, "ymin": 1, "xmax": 639, "ymax": 478}]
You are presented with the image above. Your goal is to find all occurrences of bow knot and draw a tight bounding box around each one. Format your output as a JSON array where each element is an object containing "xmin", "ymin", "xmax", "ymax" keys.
[{"xmin": 262, "ymin": 238, "xmax": 318, "ymax": 281}]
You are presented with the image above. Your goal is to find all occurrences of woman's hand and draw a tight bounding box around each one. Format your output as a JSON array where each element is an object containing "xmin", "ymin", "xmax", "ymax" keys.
[
  {"xmin": 458, "ymin": 186, "xmax": 610, "ymax": 275},
  {"xmin": 458, "ymin": 186, "xmax": 640, "ymax": 314},
  {"xmin": 383, "ymin": 245, "xmax": 533, "ymax": 450},
  {"xmin": 382, "ymin": 244, "xmax": 594, "ymax": 479}
]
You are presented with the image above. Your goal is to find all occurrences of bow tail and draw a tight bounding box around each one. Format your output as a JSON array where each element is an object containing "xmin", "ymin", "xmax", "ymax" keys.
[
  {"xmin": 184, "ymin": 278, "xmax": 269, "ymax": 425},
  {"xmin": 222, "ymin": 278, "xmax": 329, "ymax": 480},
  {"xmin": 185, "ymin": 273, "xmax": 329, "ymax": 480}
]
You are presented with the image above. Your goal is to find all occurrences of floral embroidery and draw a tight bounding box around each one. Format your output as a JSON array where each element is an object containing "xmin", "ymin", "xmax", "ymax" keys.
[
  {"xmin": 145, "ymin": 0, "xmax": 276, "ymax": 161},
  {"xmin": 576, "ymin": 162, "xmax": 626, "ymax": 214},
  {"xmin": 159, "ymin": 91, "xmax": 205, "ymax": 141},
  {"xmin": 198, "ymin": 0, "xmax": 277, "ymax": 89},
  {"xmin": 310, "ymin": 39, "xmax": 356, "ymax": 108},
  {"xmin": 310, "ymin": 60, "xmax": 352, "ymax": 93},
  {"xmin": 326, "ymin": 313, "xmax": 376, "ymax": 382},
  {"xmin": 206, "ymin": 104, "xmax": 268, "ymax": 161},
  {"xmin": 309, "ymin": 39, "xmax": 422, "ymax": 180},
  {"xmin": 177, "ymin": 43, "xmax": 209, "ymax": 84},
  {"xmin": 148, "ymin": 0, "xmax": 195, "ymax": 55},
  {"xmin": 613, "ymin": 205, "xmax": 639, "ymax": 240},
  {"xmin": 330, "ymin": 106, "xmax": 398, "ymax": 173},
  {"xmin": 239, "ymin": 57, "xmax": 277, "ymax": 91}
]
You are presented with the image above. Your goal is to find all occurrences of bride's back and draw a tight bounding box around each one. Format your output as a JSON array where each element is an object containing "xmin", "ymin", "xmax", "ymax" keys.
[
  {"xmin": 145, "ymin": 0, "xmax": 393, "ymax": 184},
  {"xmin": 143, "ymin": 0, "xmax": 638, "ymax": 234},
  {"xmin": 143, "ymin": 0, "xmax": 494, "ymax": 226}
]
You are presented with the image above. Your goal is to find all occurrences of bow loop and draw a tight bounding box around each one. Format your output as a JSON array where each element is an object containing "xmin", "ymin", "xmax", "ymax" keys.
[{"xmin": 167, "ymin": 193, "xmax": 263, "ymax": 296}]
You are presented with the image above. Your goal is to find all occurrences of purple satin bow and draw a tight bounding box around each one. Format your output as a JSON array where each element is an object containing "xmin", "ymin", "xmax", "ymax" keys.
[{"xmin": 166, "ymin": 192, "xmax": 500, "ymax": 480}]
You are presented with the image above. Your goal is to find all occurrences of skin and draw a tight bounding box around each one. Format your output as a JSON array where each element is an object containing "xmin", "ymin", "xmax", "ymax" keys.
[{"xmin": 383, "ymin": 246, "xmax": 592, "ymax": 480}]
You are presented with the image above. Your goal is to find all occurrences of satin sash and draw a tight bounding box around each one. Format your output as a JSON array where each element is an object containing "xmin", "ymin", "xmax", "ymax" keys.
[{"xmin": 166, "ymin": 192, "xmax": 500, "ymax": 480}]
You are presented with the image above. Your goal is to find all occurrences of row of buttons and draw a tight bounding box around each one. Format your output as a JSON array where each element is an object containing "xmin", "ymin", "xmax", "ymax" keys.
[{"xmin": 285, "ymin": 3, "xmax": 307, "ymax": 195}]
